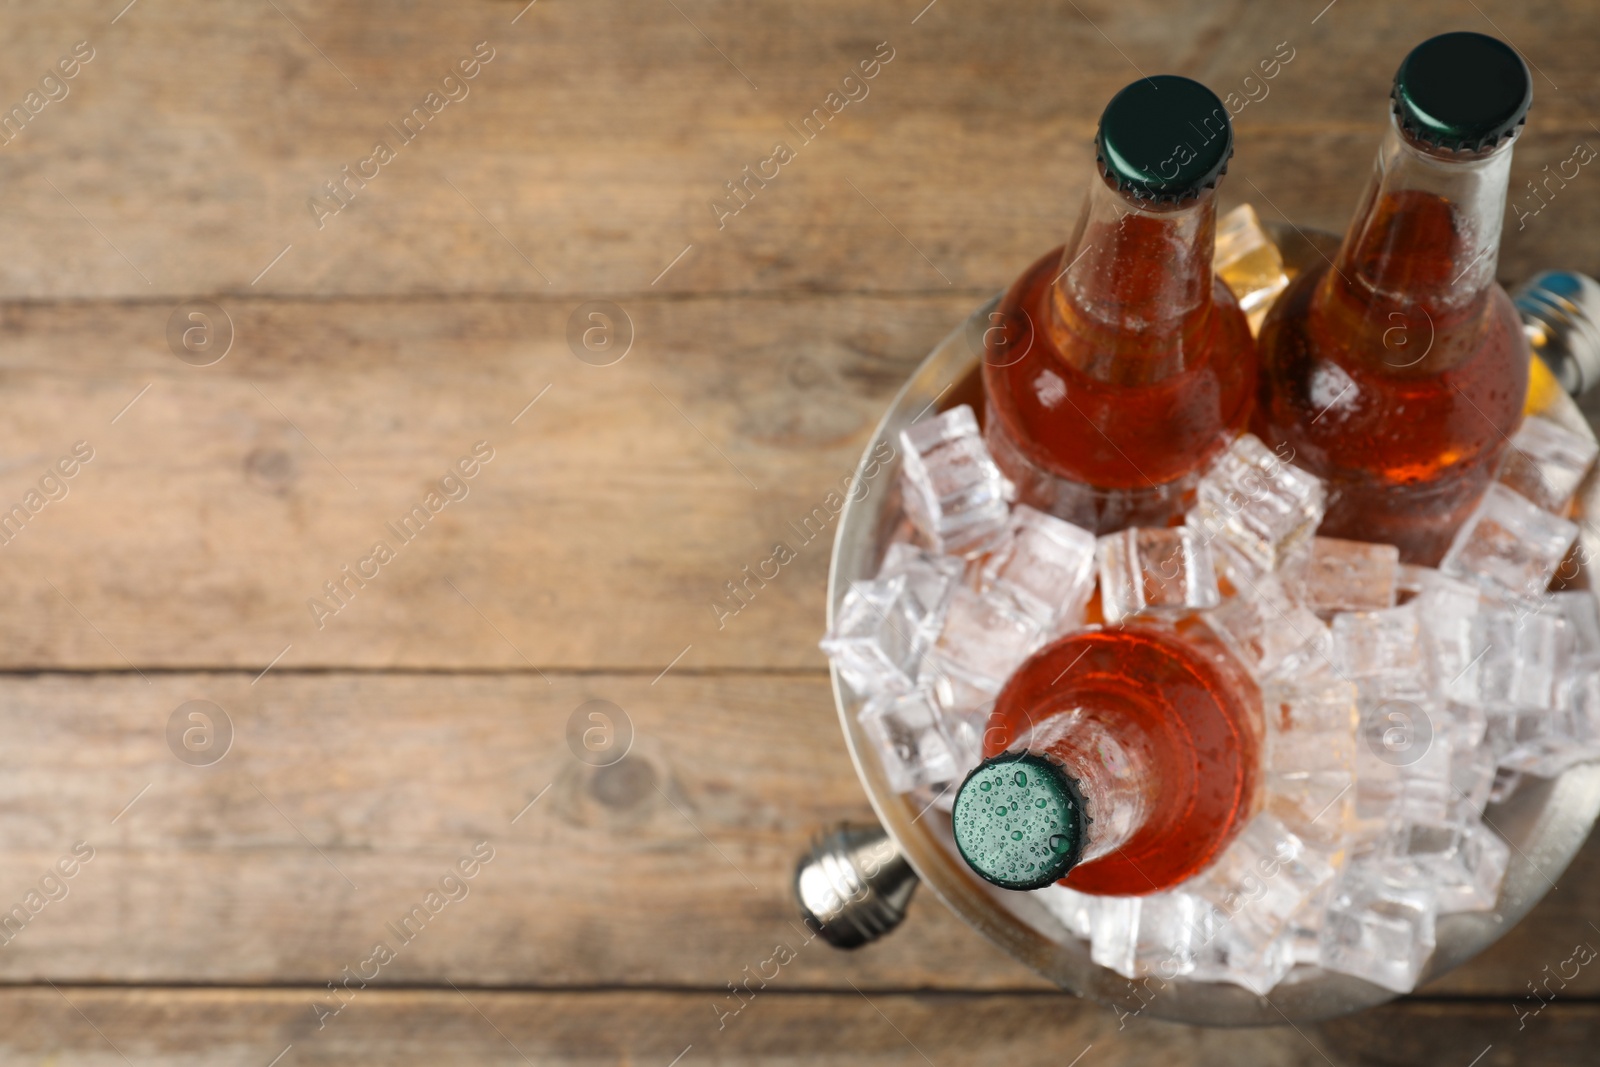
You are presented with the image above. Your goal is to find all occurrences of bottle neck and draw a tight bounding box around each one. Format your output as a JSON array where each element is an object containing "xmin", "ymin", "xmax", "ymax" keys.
[
  {"xmin": 1047, "ymin": 175, "xmax": 1220, "ymax": 384},
  {"xmin": 1012, "ymin": 707, "xmax": 1152, "ymax": 864},
  {"xmin": 1324, "ymin": 116, "xmax": 1516, "ymax": 354}
]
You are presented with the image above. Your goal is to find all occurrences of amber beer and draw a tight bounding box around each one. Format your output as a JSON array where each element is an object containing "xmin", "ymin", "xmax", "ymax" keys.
[
  {"xmin": 983, "ymin": 75, "xmax": 1255, "ymax": 533},
  {"xmin": 952, "ymin": 623, "xmax": 1262, "ymax": 895},
  {"xmin": 1254, "ymin": 32, "xmax": 1533, "ymax": 563}
]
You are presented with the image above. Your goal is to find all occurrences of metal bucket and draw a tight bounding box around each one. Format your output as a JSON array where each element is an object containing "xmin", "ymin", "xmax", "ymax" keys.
[{"xmin": 801, "ymin": 223, "xmax": 1600, "ymax": 1025}]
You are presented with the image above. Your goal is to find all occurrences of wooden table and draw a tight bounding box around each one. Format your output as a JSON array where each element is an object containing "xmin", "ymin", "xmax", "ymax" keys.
[{"xmin": 0, "ymin": 1, "xmax": 1595, "ymax": 1063}]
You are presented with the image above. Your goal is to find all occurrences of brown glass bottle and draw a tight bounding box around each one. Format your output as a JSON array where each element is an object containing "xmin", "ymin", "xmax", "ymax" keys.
[
  {"xmin": 1253, "ymin": 33, "xmax": 1533, "ymax": 564},
  {"xmin": 952, "ymin": 621, "xmax": 1262, "ymax": 895},
  {"xmin": 984, "ymin": 75, "xmax": 1255, "ymax": 533}
]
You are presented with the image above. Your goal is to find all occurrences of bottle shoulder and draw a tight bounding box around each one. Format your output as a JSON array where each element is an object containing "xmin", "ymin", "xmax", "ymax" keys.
[
  {"xmin": 988, "ymin": 623, "xmax": 1258, "ymax": 750},
  {"xmin": 1253, "ymin": 260, "xmax": 1527, "ymax": 519},
  {"xmin": 1259, "ymin": 261, "xmax": 1528, "ymax": 383},
  {"xmin": 984, "ymin": 622, "xmax": 1262, "ymax": 895},
  {"xmin": 984, "ymin": 247, "xmax": 1251, "ymax": 389},
  {"xmin": 1258, "ymin": 264, "xmax": 1528, "ymax": 436},
  {"xmin": 981, "ymin": 248, "xmax": 1257, "ymax": 490}
]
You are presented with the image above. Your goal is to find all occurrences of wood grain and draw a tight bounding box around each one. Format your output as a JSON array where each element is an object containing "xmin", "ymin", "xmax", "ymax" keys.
[
  {"xmin": 0, "ymin": 669, "xmax": 1035, "ymax": 988},
  {"xmin": 0, "ymin": 1, "xmax": 1590, "ymax": 300},
  {"xmin": 2, "ymin": 987, "xmax": 1596, "ymax": 1066},
  {"xmin": 2, "ymin": 1, "xmax": 1599, "ymax": 1061},
  {"xmin": 0, "ymin": 292, "xmax": 966, "ymax": 672},
  {"xmin": 0, "ymin": 667, "xmax": 1587, "ymax": 1001}
]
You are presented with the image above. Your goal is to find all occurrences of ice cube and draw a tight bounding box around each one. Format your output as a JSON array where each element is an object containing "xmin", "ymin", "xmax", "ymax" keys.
[
  {"xmin": 1410, "ymin": 569, "xmax": 1484, "ymax": 705},
  {"xmin": 1551, "ymin": 668, "xmax": 1600, "ymax": 757},
  {"xmin": 1190, "ymin": 921, "xmax": 1297, "ymax": 996},
  {"xmin": 1435, "ymin": 822, "xmax": 1510, "ymax": 915},
  {"xmin": 1494, "ymin": 668, "xmax": 1600, "ymax": 777},
  {"xmin": 1552, "ymin": 590, "xmax": 1600, "ymax": 669},
  {"xmin": 898, "ymin": 405, "xmax": 1014, "ymax": 557},
  {"xmin": 1473, "ymin": 608, "xmax": 1563, "ymax": 711},
  {"xmin": 1090, "ymin": 892, "xmax": 1212, "ymax": 981},
  {"xmin": 1444, "ymin": 700, "xmax": 1488, "ymax": 750},
  {"xmin": 1449, "ymin": 737, "xmax": 1497, "ymax": 820},
  {"xmin": 1268, "ymin": 773, "xmax": 1354, "ymax": 854},
  {"xmin": 1262, "ymin": 678, "xmax": 1359, "ymax": 775},
  {"xmin": 1393, "ymin": 744, "xmax": 1454, "ymax": 828},
  {"xmin": 922, "ymin": 585, "xmax": 1045, "ymax": 701},
  {"xmin": 1293, "ymin": 537, "xmax": 1399, "ymax": 618},
  {"xmin": 1187, "ymin": 813, "xmax": 1335, "ymax": 950},
  {"xmin": 820, "ymin": 576, "xmax": 930, "ymax": 695},
  {"xmin": 1495, "ymin": 415, "xmax": 1598, "ymax": 514},
  {"xmin": 1354, "ymin": 693, "xmax": 1453, "ymax": 828},
  {"xmin": 1483, "ymin": 709, "xmax": 1532, "ymax": 762},
  {"xmin": 925, "ymin": 670, "xmax": 1000, "ymax": 720},
  {"xmin": 1213, "ymin": 204, "xmax": 1290, "ymax": 334},
  {"xmin": 1384, "ymin": 821, "xmax": 1509, "ymax": 916},
  {"xmin": 1319, "ymin": 860, "xmax": 1438, "ymax": 993},
  {"xmin": 1037, "ymin": 884, "xmax": 1100, "ymax": 942},
  {"xmin": 1096, "ymin": 526, "xmax": 1221, "ymax": 624},
  {"xmin": 1262, "ymin": 679, "xmax": 1359, "ymax": 850},
  {"xmin": 876, "ymin": 543, "xmax": 964, "ymax": 621},
  {"xmin": 1210, "ymin": 536, "xmax": 1303, "ymax": 599},
  {"xmin": 1333, "ymin": 603, "xmax": 1430, "ymax": 689},
  {"xmin": 1396, "ymin": 564, "xmax": 1432, "ymax": 600},
  {"xmin": 979, "ymin": 505, "xmax": 1097, "ymax": 629},
  {"xmin": 1208, "ymin": 579, "xmax": 1335, "ymax": 682},
  {"xmin": 1089, "ymin": 896, "xmax": 1140, "ymax": 979},
  {"xmin": 1284, "ymin": 881, "xmax": 1336, "ymax": 967},
  {"xmin": 857, "ymin": 689, "xmax": 980, "ymax": 795},
  {"xmin": 1440, "ymin": 483, "xmax": 1578, "ymax": 601},
  {"xmin": 1189, "ymin": 433, "xmax": 1326, "ymax": 573}
]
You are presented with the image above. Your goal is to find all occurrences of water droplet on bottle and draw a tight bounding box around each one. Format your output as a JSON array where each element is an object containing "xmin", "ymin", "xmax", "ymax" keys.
[
  {"xmin": 979, "ymin": 781, "xmax": 991, "ymax": 792},
  {"xmin": 1014, "ymin": 770, "xmax": 1028, "ymax": 787},
  {"xmin": 1035, "ymin": 798, "xmax": 1047, "ymax": 808},
  {"xmin": 1048, "ymin": 833, "xmax": 1071, "ymax": 855},
  {"xmin": 1011, "ymin": 830, "xmax": 1023, "ymax": 841}
]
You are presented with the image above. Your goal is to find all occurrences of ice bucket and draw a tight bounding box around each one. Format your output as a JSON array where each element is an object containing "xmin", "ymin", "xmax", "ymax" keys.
[{"xmin": 799, "ymin": 223, "xmax": 1600, "ymax": 1025}]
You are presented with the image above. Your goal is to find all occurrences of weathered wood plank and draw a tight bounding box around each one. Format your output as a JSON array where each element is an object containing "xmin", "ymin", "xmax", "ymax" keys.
[
  {"xmin": 0, "ymin": 670, "xmax": 1039, "ymax": 988},
  {"xmin": 1316, "ymin": 1000, "xmax": 1600, "ymax": 1067},
  {"xmin": 0, "ymin": 668, "xmax": 1589, "ymax": 999},
  {"xmin": 0, "ymin": 293, "xmax": 965, "ymax": 671},
  {"xmin": 0, "ymin": 0, "xmax": 1592, "ymax": 299},
  {"xmin": 1, "ymin": 987, "xmax": 1596, "ymax": 1066},
  {"xmin": 4, "ymin": 3, "xmax": 1600, "ymax": 1059}
]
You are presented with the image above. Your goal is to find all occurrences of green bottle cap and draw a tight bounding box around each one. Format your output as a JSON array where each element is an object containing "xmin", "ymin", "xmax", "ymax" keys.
[
  {"xmin": 1392, "ymin": 32, "xmax": 1531, "ymax": 152},
  {"xmin": 1095, "ymin": 74, "xmax": 1233, "ymax": 204},
  {"xmin": 952, "ymin": 752, "xmax": 1086, "ymax": 891}
]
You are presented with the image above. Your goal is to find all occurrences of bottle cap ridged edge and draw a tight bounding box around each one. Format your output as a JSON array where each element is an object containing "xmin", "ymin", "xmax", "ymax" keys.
[
  {"xmin": 1391, "ymin": 31, "xmax": 1532, "ymax": 153},
  {"xmin": 1093, "ymin": 74, "xmax": 1235, "ymax": 205},
  {"xmin": 951, "ymin": 751, "xmax": 1087, "ymax": 892}
]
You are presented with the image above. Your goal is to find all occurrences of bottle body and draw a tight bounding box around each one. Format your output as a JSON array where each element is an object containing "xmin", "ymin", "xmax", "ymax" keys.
[
  {"xmin": 1253, "ymin": 123, "xmax": 1528, "ymax": 563},
  {"xmin": 983, "ymin": 183, "xmax": 1256, "ymax": 533},
  {"xmin": 979, "ymin": 622, "xmax": 1262, "ymax": 895}
]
